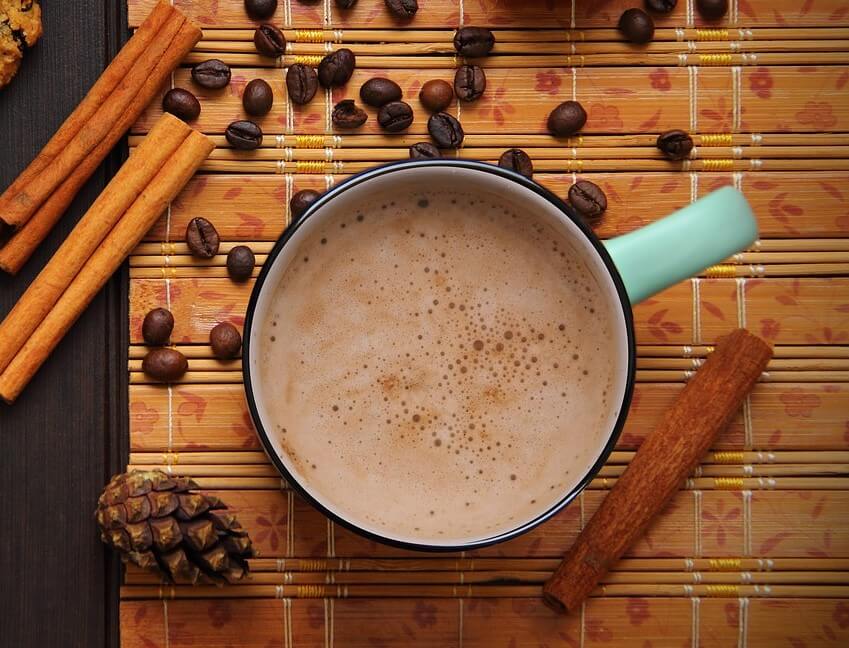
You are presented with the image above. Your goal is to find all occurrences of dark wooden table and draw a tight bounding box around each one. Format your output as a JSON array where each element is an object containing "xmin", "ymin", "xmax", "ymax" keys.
[{"xmin": 0, "ymin": 3, "xmax": 127, "ymax": 646}]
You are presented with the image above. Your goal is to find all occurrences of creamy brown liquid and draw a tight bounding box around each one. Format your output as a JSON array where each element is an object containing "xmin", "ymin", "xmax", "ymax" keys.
[{"xmin": 257, "ymin": 185, "xmax": 622, "ymax": 544}]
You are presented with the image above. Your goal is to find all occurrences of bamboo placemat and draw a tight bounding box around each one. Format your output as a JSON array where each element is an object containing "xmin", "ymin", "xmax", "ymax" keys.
[{"xmin": 122, "ymin": 1, "xmax": 849, "ymax": 646}]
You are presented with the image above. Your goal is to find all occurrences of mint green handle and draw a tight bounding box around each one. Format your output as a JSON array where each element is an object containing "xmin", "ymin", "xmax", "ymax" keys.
[{"xmin": 603, "ymin": 187, "xmax": 758, "ymax": 305}]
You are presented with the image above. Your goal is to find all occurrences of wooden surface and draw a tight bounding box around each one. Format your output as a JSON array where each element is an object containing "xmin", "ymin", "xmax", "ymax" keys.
[{"xmin": 0, "ymin": 2, "xmax": 126, "ymax": 647}]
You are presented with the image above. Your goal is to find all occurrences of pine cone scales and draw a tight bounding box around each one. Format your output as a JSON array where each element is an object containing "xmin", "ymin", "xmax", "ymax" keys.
[{"xmin": 96, "ymin": 470, "xmax": 254, "ymax": 584}]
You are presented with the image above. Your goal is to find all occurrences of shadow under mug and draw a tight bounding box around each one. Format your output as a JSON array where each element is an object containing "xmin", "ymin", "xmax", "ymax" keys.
[{"xmin": 243, "ymin": 160, "xmax": 758, "ymax": 551}]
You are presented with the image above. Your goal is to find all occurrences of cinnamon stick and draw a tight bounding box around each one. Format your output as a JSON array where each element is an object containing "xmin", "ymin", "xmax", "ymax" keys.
[
  {"xmin": 0, "ymin": 19, "xmax": 203, "ymax": 274},
  {"xmin": 0, "ymin": 130, "xmax": 215, "ymax": 404},
  {"xmin": 542, "ymin": 329, "xmax": 773, "ymax": 614},
  {"xmin": 0, "ymin": 1, "xmax": 175, "ymax": 203},
  {"xmin": 0, "ymin": 114, "xmax": 191, "ymax": 374}
]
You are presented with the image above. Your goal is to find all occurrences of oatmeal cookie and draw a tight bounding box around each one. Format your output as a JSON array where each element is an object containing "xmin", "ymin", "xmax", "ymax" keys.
[{"xmin": 0, "ymin": 0, "xmax": 42, "ymax": 89}]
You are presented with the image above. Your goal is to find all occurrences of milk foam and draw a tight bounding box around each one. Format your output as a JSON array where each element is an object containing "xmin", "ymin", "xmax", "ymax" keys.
[{"xmin": 256, "ymin": 183, "xmax": 623, "ymax": 545}]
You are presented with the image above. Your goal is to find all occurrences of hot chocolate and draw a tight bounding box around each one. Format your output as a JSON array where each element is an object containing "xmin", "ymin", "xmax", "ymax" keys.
[{"xmin": 255, "ymin": 179, "xmax": 626, "ymax": 545}]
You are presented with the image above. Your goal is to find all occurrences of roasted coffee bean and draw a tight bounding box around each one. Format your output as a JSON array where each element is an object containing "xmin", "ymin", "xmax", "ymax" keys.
[
  {"xmin": 618, "ymin": 8, "xmax": 654, "ymax": 44},
  {"xmin": 290, "ymin": 189, "xmax": 321, "ymax": 218},
  {"xmin": 286, "ymin": 63, "xmax": 319, "ymax": 104},
  {"xmin": 378, "ymin": 101, "xmax": 414, "ymax": 132},
  {"xmin": 332, "ymin": 100, "xmax": 368, "ymax": 129},
  {"xmin": 657, "ymin": 129, "xmax": 694, "ymax": 160},
  {"xmin": 254, "ymin": 23, "xmax": 286, "ymax": 57},
  {"xmin": 225, "ymin": 120, "xmax": 263, "ymax": 149},
  {"xmin": 242, "ymin": 78, "xmax": 274, "ymax": 116},
  {"xmin": 498, "ymin": 148, "xmax": 534, "ymax": 179},
  {"xmin": 568, "ymin": 180, "xmax": 608, "ymax": 220},
  {"xmin": 547, "ymin": 100, "xmax": 587, "ymax": 136},
  {"xmin": 385, "ymin": 0, "xmax": 418, "ymax": 19},
  {"xmin": 359, "ymin": 77, "xmax": 402, "ymax": 107},
  {"xmin": 453, "ymin": 27, "xmax": 495, "ymax": 57},
  {"xmin": 210, "ymin": 322, "xmax": 243, "ymax": 359},
  {"xmin": 335, "ymin": 0, "xmax": 357, "ymax": 8},
  {"xmin": 454, "ymin": 65, "xmax": 486, "ymax": 102},
  {"xmin": 227, "ymin": 245, "xmax": 256, "ymax": 281},
  {"xmin": 644, "ymin": 0, "xmax": 677, "ymax": 13},
  {"xmin": 142, "ymin": 348, "xmax": 188, "ymax": 382},
  {"xmin": 418, "ymin": 79, "xmax": 453, "ymax": 112},
  {"xmin": 696, "ymin": 0, "xmax": 728, "ymax": 19},
  {"xmin": 318, "ymin": 48, "xmax": 356, "ymax": 88},
  {"xmin": 185, "ymin": 217, "xmax": 220, "ymax": 258},
  {"xmin": 162, "ymin": 88, "xmax": 200, "ymax": 122},
  {"xmin": 142, "ymin": 308, "xmax": 174, "ymax": 346},
  {"xmin": 428, "ymin": 112, "xmax": 464, "ymax": 148},
  {"xmin": 192, "ymin": 59, "xmax": 231, "ymax": 90},
  {"xmin": 244, "ymin": 0, "xmax": 277, "ymax": 19},
  {"xmin": 409, "ymin": 142, "xmax": 441, "ymax": 159}
]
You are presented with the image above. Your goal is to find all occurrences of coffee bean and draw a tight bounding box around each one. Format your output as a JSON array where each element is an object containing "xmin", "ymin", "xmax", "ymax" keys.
[
  {"xmin": 254, "ymin": 23, "xmax": 286, "ymax": 57},
  {"xmin": 657, "ymin": 129, "xmax": 694, "ymax": 160},
  {"xmin": 142, "ymin": 308, "xmax": 174, "ymax": 346},
  {"xmin": 286, "ymin": 63, "xmax": 319, "ymax": 104},
  {"xmin": 185, "ymin": 217, "xmax": 220, "ymax": 258},
  {"xmin": 162, "ymin": 88, "xmax": 200, "ymax": 122},
  {"xmin": 291, "ymin": 189, "xmax": 322, "ymax": 218},
  {"xmin": 142, "ymin": 348, "xmax": 188, "ymax": 382},
  {"xmin": 644, "ymin": 0, "xmax": 677, "ymax": 13},
  {"xmin": 227, "ymin": 245, "xmax": 256, "ymax": 282},
  {"xmin": 210, "ymin": 322, "xmax": 243, "ymax": 359},
  {"xmin": 547, "ymin": 100, "xmax": 586, "ymax": 136},
  {"xmin": 378, "ymin": 101, "xmax": 414, "ymax": 132},
  {"xmin": 498, "ymin": 148, "xmax": 533, "ymax": 179},
  {"xmin": 192, "ymin": 59, "xmax": 231, "ymax": 90},
  {"xmin": 409, "ymin": 142, "xmax": 441, "ymax": 159},
  {"xmin": 427, "ymin": 112, "xmax": 464, "ymax": 148},
  {"xmin": 454, "ymin": 65, "xmax": 486, "ymax": 102},
  {"xmin": 335, "ymin": 0, "xmax": 357, "ymax": 8},
  {"xmin": 568, "ymin": 180, "xmax": 607, "ymax": 220},
  {"xmin": 318, "ymin": 48, "xmax": 356, "ymax": 88},
  {"xmin": 696, "ymin": 0, "xmax": 728, "ymax": 19},
  {"xmin": 385, "ymin": 0, "xmax": 418, "ymax": 19},
  {"xmin": 619, "ymin": 8, "xmax": 654, "ymax": 44},
  {"xmin": 359, "ymin": 77, "xmax": 402, "ymax": 107},
  {"xmin": 453, "ymin": 27, "xmax": 495, "ymax": 57},
  {"xmin": 242, "ymin": 78, "xmax": 274, "ymax": 116},
  {"xmin": 244, "ymin": 0, "xmax": 277, "ymax": 19},
  {"xmin": 332, "ymin": 100, "xmax": 368, "ymax": 129},
  {"xmin": 226, "ymin": 120, "xmax": 263, "ymax": 149},
  {"xmin": 419, "ymin": 79, "xmax": 454, "ymax": 112}
]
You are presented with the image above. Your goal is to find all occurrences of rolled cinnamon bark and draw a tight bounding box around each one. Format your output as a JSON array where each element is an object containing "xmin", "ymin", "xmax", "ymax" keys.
[
  {"xmin": 0, "ymin": 1, "xmax": 175, "ymax": 203},
  {"xmin": 0, "ymin": 114, "xmax": 191, "ymax": 374},
  {"xmin": 0, "ymin": 19, "xmax": 203, "ymax": 274},
  {"xmin": 542, "ymin": 329, "xmax": 772, "ymax": 614},
  {"xmin": 0, "ymin": 130, "xmax": 215, "ymax": 404}
]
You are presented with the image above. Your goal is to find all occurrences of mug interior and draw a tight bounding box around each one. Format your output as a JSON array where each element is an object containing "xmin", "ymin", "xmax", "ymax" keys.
[{"xmin": 245, "ymin": 162, "xmax": 633, "ymax": 549}]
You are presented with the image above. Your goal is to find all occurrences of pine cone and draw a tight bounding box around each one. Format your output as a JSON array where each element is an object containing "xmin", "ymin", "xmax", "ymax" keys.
[{"xmin": 96, "ymin": 470, "xmax": 255, "ymax": 584}]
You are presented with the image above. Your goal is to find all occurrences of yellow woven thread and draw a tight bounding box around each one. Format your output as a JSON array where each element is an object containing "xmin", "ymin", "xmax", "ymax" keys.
[
  {"xmin": 297, "ymin": 585, "xmax": 325, "ymax": 597},
  {"xmin": 159, "ymin": 242, "xmax": 177, "ymax": 255},
  {"xmin": 706, "ymin": 584, "xmax": 740, "ymax": 596},
  {"xmin": 712, "ymin": 451, "xmax": 745, "ymax": 464},
  {"xmin": 699, "ymin": 53, "xmax": 733, "ymax": 65},
  {"xmin": 709, "ymin": 558, "xmax": 743, "ymax": 570},
  {"xmin": 714, "ymin": 477, "xmax": 745, "ymax": 489},
  {"xmin": 704, "ymin": 264, "xmax": 737, "ymax": 278},
  {"xmin": 695, "ymin": 29, "xmax": 729, "ymax": 41},
  {"xmin": 700, "ymin": 134, "xmax": 733, "ymax": 146},
  {"xmin": 702, "ymin": 159, "xmax": 735, "ymax": 171},
  {"xmin": 294, "ymin": 29, "xmax": 325, "ymax": 43},
  {"xmin": 159, "ymin": 267, "xmax": 178, "ymax": 278},
  {"xmin": 295, "ymin": 135, "xmax": 326, "ymax": 148},
  {"xmin": 296, "ymin": 161, "xmax": 325, "ymax": 174},
  {"xmin": 705, "ymin": 346, "xmax": 715, "ymax": 354},
  {"xmin": 293, "ymin": 54, "xmax": 324, "ymax": 66}
]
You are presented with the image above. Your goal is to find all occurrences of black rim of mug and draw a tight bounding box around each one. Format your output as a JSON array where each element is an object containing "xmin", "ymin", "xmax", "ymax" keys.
[{"xmin": 242, "ymin": 159, "xmax": 637, "ymax": 552}]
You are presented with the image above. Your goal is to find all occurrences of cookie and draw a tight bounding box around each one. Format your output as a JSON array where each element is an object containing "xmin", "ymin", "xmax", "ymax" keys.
[{"xmin": 0, "ymin": 0, "xmax": 42, "ymax": 89}]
